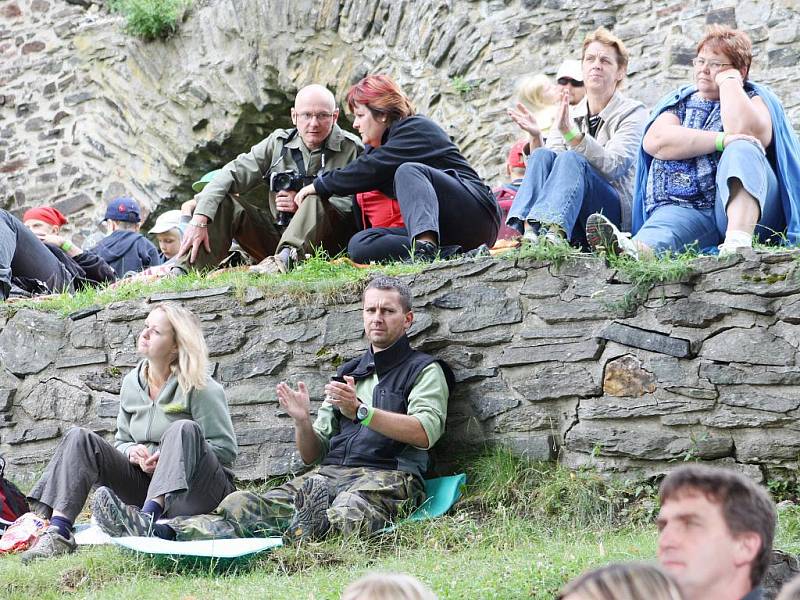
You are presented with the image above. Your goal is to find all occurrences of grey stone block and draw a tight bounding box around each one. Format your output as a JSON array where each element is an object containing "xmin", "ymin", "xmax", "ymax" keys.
[
  {"xmin": 598, "ymin": 322, "xmax": 692, "ymax": 358},
  {"xmin": 700, "ymin": 328, "xmax": 795, "ymax": 366}
]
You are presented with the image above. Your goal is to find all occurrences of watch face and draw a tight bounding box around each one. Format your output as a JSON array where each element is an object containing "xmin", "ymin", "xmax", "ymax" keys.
[{"xmin": 357, "ymin": 404, "xmax": 369, "ymax": 420}]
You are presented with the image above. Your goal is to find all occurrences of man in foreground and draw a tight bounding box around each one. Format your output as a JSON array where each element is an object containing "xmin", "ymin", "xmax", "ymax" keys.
[
  {"xmin": 657, "ymin": 464, "xmax": 777, "ymax": 600},
  {"xmin": 176, "ymin": 84, "xmax": 362, "ymax": 274},
  {"xmin": 93, "ymin": 275, "xmax": 454, "ymax": 541}
]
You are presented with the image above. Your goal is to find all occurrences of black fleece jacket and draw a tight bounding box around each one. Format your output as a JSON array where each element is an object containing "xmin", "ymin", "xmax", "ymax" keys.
[{"xmin": 314, "ymin": 115, "xmax": 498, "ymax": 224}]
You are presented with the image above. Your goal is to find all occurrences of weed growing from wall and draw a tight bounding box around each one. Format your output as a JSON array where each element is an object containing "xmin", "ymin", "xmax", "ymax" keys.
[{"xmin": 108, "ymin": 0, "xmax": 191, "ymax": 40}]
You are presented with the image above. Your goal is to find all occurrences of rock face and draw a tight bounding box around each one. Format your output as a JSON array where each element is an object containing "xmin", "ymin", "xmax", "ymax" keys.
[
  {"xmin": 2, "ymin": 251, "xmax": 800, "ymax": 486},
  {"xmin": 2, "ymin": 0, "xmax": 799, "ymax": 242}
]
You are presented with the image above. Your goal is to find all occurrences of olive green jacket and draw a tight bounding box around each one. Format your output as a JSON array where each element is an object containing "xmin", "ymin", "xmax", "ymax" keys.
[
  {"xmin": 194, "ymin": 124, "xmax": 363, "ymax": 220},
  {"xmin": 113, "ymin": 361, "xmax": 238, "ymax": 468}
]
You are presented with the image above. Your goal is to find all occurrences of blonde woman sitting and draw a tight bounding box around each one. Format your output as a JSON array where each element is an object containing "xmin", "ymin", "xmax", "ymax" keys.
[{"xmin": 21, "ymin": 302, "xmax": 237, "ymax": 561}]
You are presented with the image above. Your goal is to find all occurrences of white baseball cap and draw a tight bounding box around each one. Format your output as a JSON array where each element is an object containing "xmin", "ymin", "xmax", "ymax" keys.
[
  {"xmin": 556, "ymin": 59, "xmax": 583, "ymax": 83},
  {"xmin": 148, "ymin": 210, "xmax": 185, "ymax": 235}
]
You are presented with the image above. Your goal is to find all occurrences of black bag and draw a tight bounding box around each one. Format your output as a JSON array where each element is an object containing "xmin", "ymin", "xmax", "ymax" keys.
[{"xmin": 0, "ymin": 456, "xmax": 29, "ymax": 527}]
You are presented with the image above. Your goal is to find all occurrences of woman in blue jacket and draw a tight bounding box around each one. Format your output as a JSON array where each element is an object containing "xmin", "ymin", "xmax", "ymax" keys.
[
  {"xmin": 295, "ymin": 74, "xmax": 500, "ymax": 263},
  {"xmin": 587, "ymin": 25, "xmax": 800, "ymax": 258}
]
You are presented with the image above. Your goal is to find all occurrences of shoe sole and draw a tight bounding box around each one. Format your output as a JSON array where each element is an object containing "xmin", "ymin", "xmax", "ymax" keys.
[
  {"xmin": 586, "ymin": 214, "xmax": 620, "ymax": 256},
  {"xmin": 286, "ymin": 477, "xmax": 330, "ymax": 541},
  {"xmin": 92, "ymin": 487, "xmax": 150, "ymax": 537}
]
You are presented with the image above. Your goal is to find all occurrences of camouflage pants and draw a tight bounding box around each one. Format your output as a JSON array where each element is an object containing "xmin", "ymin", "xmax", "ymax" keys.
[{"xmin": 168, "ymin": 465, "xmax": 425, "ymax": 541}]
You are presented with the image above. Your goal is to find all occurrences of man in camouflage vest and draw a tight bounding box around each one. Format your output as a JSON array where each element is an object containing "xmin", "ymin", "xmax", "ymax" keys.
[{"xmin": 94, "ymin": 276, "xmax": 454, "ymax": 541}]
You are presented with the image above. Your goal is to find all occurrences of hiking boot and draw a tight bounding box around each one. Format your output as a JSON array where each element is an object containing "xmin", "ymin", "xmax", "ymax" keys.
[
  {"xmin": 404, "ymin": 240, "xmax": 439, "ymax": 263},
  {"xmin": 20, "ymin": 526, "xmax": 77, "ymax": 563},
  {"xmin": 585, "ymin": 213, "xmax": 638, "ymax": 259},
  {"xmin": 250, "ymin": 247, "xmax": 298, "ymax": 275},
  {"xmin": 285, "ymin": 475, "xmax": 331, "ymax": 542},
  {"xmin": 91, "ymin": 486, "xmax": 153, "ymax": 537}
]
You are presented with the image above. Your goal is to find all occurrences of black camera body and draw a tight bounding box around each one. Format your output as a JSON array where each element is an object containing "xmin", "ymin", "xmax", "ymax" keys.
[
  {"xmin": 269, "ymin": 170, "xmax": 313, "ymax": 193},
  {"xmin": 269, "ymin": 171, "xmax": 314, "ymax": 227}
]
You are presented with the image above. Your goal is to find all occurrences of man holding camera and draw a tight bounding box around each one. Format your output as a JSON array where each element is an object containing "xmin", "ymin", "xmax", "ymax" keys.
[{"xmin": 176, "ymin": 84, "xmax": 363, "ymax": 273}]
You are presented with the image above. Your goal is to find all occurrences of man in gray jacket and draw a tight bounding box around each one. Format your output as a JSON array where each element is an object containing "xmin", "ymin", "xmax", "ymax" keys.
[{"xmin": 176, "ymin": 84, "xmax": 363, "ymax": 274}]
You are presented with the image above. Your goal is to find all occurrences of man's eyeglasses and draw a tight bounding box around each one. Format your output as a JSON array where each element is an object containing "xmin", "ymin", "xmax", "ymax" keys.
[
  {"xmin": 296, "ymin": 111, "xmax": 335, "ymax": 121},
  {"xmin": 557, "ymin": 78, "xmax": 584, "ymax": 87},
  {"xmin": 691, "ymin": 57, "xmax": 733, "ymax": 71}
]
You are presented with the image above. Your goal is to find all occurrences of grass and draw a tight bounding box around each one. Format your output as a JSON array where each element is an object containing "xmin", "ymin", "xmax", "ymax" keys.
[
  {"xmin": 2, "ymin": 448, "xmax": 800, "ymax": 598},
  {"xmin": 6, "ymin": 254, "xmax": 426, "ymax": 316},
  {"xmin": 108, "ymin": 0, "xmax": 191, "ymax": 40},
  {"xmin": 510, "ymin": 237, "xmax": 583, "ymax": 268},
  {"xmin": 604, "ymin": 248, "xmax": 699, "ymax": 314}
]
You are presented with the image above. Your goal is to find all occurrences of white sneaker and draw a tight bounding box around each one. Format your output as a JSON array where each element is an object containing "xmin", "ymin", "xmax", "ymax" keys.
[
  {"xmin": 522, "ymin": 222, "xmax": 538, "ymax": 245},
  {"xmin": 585, "ymin": 213, "xmax": 638, "ymax": 259}
]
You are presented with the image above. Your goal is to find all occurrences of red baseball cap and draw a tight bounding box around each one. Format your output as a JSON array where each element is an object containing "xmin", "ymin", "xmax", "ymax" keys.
[
  {"xmin": 22, "ymin": 206, "xmax": 68, "ymax": 227},
  {"xmin": 507, "ymin": 140, "xmax": 528, "ymax": 171}
]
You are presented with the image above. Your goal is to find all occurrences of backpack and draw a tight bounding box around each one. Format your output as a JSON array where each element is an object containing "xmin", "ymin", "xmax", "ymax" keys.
[{"xmin": 0, "ymin": 457, "xmax": 29, "ymax": 526}]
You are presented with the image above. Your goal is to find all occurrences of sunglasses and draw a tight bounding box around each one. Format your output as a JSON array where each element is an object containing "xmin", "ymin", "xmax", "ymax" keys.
[{"xmin": 557, "ymin": 78, "xmax": 584, "ymax": 87}]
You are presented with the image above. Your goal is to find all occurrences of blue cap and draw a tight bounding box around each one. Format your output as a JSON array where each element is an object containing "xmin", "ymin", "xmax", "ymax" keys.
[{"xmin": 104, "ymin": 197, "xmax": 141, "ymax": 223}]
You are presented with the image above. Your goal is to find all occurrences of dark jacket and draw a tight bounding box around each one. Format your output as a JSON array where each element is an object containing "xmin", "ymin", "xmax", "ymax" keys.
[
  {"xmin": 12, "ymin": 245, "xmax": 116, "ymax": 296},
  {"xmin": 314, "ymin": 115, "xmax": 500, "ymax": 227},
  {"xmin": 322, "ymin": 335, "xmax": 454, "ymax": 479},
  {"xmin": 92, "ymin": 230, "xmax": 161, "ymax": 276}
]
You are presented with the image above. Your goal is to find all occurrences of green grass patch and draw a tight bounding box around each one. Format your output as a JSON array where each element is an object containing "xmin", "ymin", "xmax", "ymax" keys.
[
  {"xmin": 604, "ymin": 248, "xmax": 698, "ymax": 314},
  {"xmin": 108, "ymin": 0, "xmax": 191, "ymax": 40},
  {"xmin": 7, "ymin": 254, "xmax": 425, "ymax": 316},
  {"xmin": 2, "ymin": 449, "xmax": 799, "ymax": 598},
  {"xmin": 511, "ymin": 238, "xmax": 583, "ymax": 268}
]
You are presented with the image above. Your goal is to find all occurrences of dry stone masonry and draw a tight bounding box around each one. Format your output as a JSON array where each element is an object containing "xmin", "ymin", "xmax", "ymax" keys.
[
  {"xmin": 2, "ymin": 251, "xmax": 800, "ymax": 485},
  {"xmin": 1, "ymin": 0, "xmax": 799, "ymax": 242}
]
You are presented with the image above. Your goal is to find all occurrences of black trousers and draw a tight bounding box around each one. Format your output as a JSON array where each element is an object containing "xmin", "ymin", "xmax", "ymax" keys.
[
  {"xmin": 347, "ymin": 163, "xmax": 500, "ymax": 263},
  {"xmin": 28, "ymin": 421, "xmax": 235, "ymax": 522}
]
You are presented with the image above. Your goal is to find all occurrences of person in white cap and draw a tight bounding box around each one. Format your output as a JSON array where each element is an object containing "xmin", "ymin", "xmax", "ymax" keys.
[
  {"xmin": 555, "ymin": 59, "xmax": 586, "ymax": 107},
  {"xmin": 508, "ymin": 59, "xmax": 587, "ymax": 150},
  {"xmin": 148, "ymin": 210, "xmax": 185, "ymax": 262}
]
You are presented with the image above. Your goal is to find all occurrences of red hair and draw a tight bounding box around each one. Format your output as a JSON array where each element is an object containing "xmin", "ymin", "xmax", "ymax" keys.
[
  {"xmin": 697, "ymin": 25, "xmax": 753, "ymax": 79},
  {"xmin": 346, "ymin": 75, "xmax": 415, "ymax": 123}
]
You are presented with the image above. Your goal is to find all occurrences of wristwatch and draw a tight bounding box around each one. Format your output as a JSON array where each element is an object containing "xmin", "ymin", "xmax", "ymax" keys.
[{"xmin": 355, "ymin": 402, "xmax": 375, "ymax": 426}]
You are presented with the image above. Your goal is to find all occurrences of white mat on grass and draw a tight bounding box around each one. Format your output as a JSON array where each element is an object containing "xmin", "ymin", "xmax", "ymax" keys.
[{"xmin": 111, "ymin": 536, "xmax": 283, "ymax": 558}]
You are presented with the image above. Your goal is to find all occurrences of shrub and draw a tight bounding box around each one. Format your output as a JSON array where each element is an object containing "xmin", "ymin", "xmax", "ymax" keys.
[{"xmin": 108, "ymin": 0, "xmax": 190, "ymax": 40}]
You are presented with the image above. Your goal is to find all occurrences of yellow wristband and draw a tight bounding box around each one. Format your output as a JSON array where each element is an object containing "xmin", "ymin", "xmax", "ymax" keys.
[
  {"xmin": 563, "ymin": 127, "xmax": 580, "ymax": 143},
  {"xmin": 715, "ymin": 132, "xmax": 726, "ymax": 153}
]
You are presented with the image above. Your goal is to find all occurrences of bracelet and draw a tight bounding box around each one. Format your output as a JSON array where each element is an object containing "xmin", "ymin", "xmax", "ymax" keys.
[
  {"xmin": 189, "ymin": 220, "xmax": 207, "ymax": 228},
  {"xmin": 60, "ymin": 240, "xmax": 73, "ymax": 252},
  {"xmin": 563, "ymin": 127, "xmax": 580, "ymax": 143},
  {"xmin": 715, "ymin": 132, "xmax": 726, "ymax": 153},
  {"xmin": 360, "ymin": 406, "xmax": 375, "ymax": 427}
]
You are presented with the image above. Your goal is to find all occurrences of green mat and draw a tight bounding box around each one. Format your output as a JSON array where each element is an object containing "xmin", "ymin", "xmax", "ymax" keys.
[{"xmin": 110, "ymin": 473, "xmax": 467, "ymax": 560}]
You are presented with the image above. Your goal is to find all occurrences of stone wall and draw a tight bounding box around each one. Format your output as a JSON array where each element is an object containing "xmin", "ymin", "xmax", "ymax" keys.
[
  {"xmin": 2, "ymin": 252, "xmax": 800, "ymax": 485},
  {"xmin": 2, "ymin": 0, "xmax": 799, "ymax": 241}
]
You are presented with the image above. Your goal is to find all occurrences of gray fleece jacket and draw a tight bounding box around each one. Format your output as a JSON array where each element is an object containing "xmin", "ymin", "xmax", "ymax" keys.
[{"xmin": 113, "ymin": 360, "xmax": 238, "ymax": 468}]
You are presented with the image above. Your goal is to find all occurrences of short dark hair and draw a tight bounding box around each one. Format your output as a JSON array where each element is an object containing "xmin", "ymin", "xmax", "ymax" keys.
[
  {"xmin": 659, "ymin": 465, "xmax": 776, "ymax": 588},
  {"xmin": 363, "ymin": 275, "xmax": 412, "ymax": 312}
]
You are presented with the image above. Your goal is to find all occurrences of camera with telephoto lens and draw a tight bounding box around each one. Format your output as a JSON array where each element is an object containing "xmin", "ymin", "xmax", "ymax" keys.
[{"xmin": 270, "ymin": 170, "xmax": 314, "ymax": 227}]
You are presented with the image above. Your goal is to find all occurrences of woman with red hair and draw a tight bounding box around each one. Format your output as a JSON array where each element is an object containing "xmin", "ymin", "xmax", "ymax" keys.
[
  {"xmin": 589, "ymin": 25, "xmax": 800, "ymax": 258},
  {"xmin": 295, "ymin": 75, "xmax": 500, "ymax": 262}
]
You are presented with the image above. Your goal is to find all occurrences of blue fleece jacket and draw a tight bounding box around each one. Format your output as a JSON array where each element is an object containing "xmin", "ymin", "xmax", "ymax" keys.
[
  {"xmin": 92, "ymin": 230, "xmax": 161, "ymax": 276},
  {"xmin": 632, "ymin": 82, "xmax": 800, "ymax": 243}
]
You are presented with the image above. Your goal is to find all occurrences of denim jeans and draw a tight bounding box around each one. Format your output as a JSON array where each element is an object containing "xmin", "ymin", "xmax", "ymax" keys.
[
  {"xmin": 506, "ymin": 148, "xmax": 621, "ymax": 246},
  {"xmin": 634, "ymin": 139, "xmax": 783, "ymax": 253},
  {"xmin": 0, "ymin": 209, "xmax": 71, "ymax": 299}
]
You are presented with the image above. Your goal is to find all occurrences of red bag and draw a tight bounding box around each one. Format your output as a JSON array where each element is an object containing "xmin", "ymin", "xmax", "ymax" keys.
[{"xmin": 0, "ymin": 457, "xmax": 29, "ymax": 525}]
